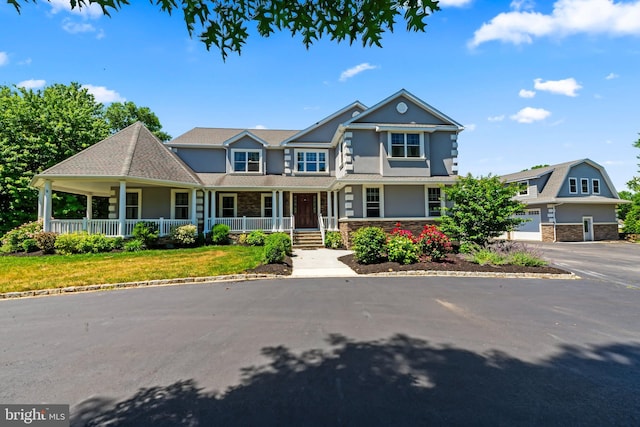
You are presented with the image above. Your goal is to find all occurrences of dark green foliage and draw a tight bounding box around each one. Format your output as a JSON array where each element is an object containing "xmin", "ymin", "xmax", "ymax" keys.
[
  {"xmin": 211, "ymin": 224, "xmax": 230, "ymax": 245},
  {"xmin": 132, "ymin": 221, "xmax": 159, "ymax": 247},
  {"xmin": 124, "ymin": 239, "xmax": 145, "ymax": 252},
  {"xmin": 324, "ymin": 231, "xmax": 343, "ymax": 249},
  {"xmin": 266, "ymin": 233, "xmax": 292, "ymax": 255},
  {"xmin": 104, "ymin": 101, "xmax": 171, "ymax": 142},
  {"xmin": 351, "ymin": 227, "xmax": 387, "ymax": 264},
  {"xmin": 623, "ymin": 204, "xmax": 640, "ymax": 233},
  {"xmin": 0, "ymin": 220, "xmax": 42, "ymax": 253},
  {"xmin": 54, "ymin": 232, "xmax": 120, "ymax": 255},
  {"xmin": 262, "ymin": 233, "xmax": 291, "ymax": 264},
  {"xmin": 440, "ymin": 175, "xmax": 528, "ymax": 246},
  {"xmin": 9, "ymin": 1, "xmax": 440, "ymax": 60},
  {"xmin": 246, "ymin": 230, "xmax": 267, "ymax": 246},
  {"xmin": 21, "ymin": 238, "xmax": 38, "ymax": 253},
  {"xmin": 34, "ymin": 231, "xmax": 58, "ymax": 254}
]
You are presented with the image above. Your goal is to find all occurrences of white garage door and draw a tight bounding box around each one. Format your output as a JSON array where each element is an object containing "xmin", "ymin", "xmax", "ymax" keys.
[{"xmin": 512, "ymin": 209, "xmax": 542, "ymax": 241}]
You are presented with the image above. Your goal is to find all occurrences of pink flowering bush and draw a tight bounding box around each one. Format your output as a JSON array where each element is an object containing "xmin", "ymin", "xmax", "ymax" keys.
[{"xmin": 416, "ymin": 225, "xmax": 452, "ymax": 262}]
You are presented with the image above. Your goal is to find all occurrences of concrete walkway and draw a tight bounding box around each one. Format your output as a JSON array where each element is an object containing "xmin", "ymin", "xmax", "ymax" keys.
[{"xmin": 291, "ymin": 248, "xmax": 358, "ymax": 277}]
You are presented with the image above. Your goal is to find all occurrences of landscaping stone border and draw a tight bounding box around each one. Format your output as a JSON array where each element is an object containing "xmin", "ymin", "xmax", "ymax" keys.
[{"xmin": 0, "ymin": 270, "xmax": 578, "ymax": 300}]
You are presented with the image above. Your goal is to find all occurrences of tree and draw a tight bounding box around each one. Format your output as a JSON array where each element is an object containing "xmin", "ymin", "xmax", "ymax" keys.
[
  {"xmin": 105, "ymin": 101, "xmax": 171, "ymax": 142},
  {"xmin": 9, "ymin": 0, "xmax": 440, "ymax": 59},
  {"xmin": 622, "ymin": 136, "xmax": 640, "ymax": 234},
  {"xmin": 0, "ymin": 83, "xmax": 110, "ymax": 234},
  {"xmin": 439, "ymin": 174, "xmax": 527, "ymax": 246}
]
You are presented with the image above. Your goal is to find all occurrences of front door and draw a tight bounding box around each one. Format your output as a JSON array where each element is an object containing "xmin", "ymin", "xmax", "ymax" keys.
[
  {"xmin": 582, "ymin": 216, "xmax": 593, "ymax": 241},
  {"xmin": 294, "ymin": 193, "xmax": 318, "ymax": 228}
]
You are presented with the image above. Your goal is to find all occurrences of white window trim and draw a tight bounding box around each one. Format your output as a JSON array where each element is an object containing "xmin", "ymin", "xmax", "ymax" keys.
[
  {"xmin": 294, "ymin": 149, "xmax": 330, "ymax": 174},
  {"xmin": 592, "ymin": 178, "xmax": 600, "ymax": 195},
  {"xmin": 362, "ymin": 185, "xmax": 384, "ymax": 218},
  {"xmin": 125, "ymin": 189, "xmax": 142, "ymax": 220},
  {"xmin": 580, "ymin": 178, "xmax": 589, "ymax": 194},
  {"xmin": 425, "ymin": 186, "xmax": 444, "ymax": 217},
  {"xmin": 231, "ymin": 149, "xmax": 262, "ymax": 173},
  {"xmin": 261, "ymin": 193, "xmax": 274, "ymax": 217},
  {"xmin": 568, "ymin": 177, "xmax": 578, "ymax": 194},
  {"xmin": 170, "ymin": 189, "xmax": 191, "ymax": 220},
  {"xmin": 518, "ymin": 180, "xmax": 529, "ymax": 196},
  {"xmin": 387, "ymin": 132, "xmax": 425, "ymax": 159},
  {"xmin": 219, "ymin": 193, "xmax": 237, "ymax": 218}
]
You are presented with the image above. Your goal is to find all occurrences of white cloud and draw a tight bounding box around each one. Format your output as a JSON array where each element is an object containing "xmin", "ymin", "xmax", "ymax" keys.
[
  {"xmin": 519, "ymin": 89, "xmax": 536, "ymax": 98},
  {"xmin": 488, "ymin": 115, "xmax": 505, "ymax": 122},
  {"xmin": 534, "ymin": 77, "xmax": 582, "ymax": 96},
  {"xmin": 464, "ymin": 123, "xmax": 477, "ymax": 131},
  {"xmin": 0, "ymin": 52, "xmax": 8, "ymax": 67},
  {"xmin": 82, "ymin": 84, "xmax": 125, "ymax": 103},
  {"xmin": 339, "ymin": 63, "xmax": 378, "ymax": 82},
  {"xmin": 62, "ymin": 20, "xmax": 96, "ymax": 34},
  {"xmin": 17, "ymin": 79, "xmax": 46, "ymax": 89},
  {"xmin": 48, "ymin": 0, "xmax": 104, "ymax": 18},
  {"xmin": 510, "ymin": 0, "xmax": 536, "ymax": 11},
  {"xmin": 469, "ymin": 0, "xmax": 640, "ymax": 48},
  {"xmin": 605, "ymin": 72, "xmax": 619, "ymax": 79},
  {"xmin": 253, "ymin": 125, "xmax": 267, "ymax": 129},
  {"xmin": 18, "ymin": 58, "xmax": 32, "ymax": 66},
  {"xmin": 438, "ymin": 0, "xmax": 473, "ymax": 7},
  {"xmin": 510, "ymin": 107, "xmax": 551, "ymax": 123}
]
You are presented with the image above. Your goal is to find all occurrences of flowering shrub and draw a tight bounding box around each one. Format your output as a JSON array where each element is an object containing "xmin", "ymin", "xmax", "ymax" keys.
[
  {"xmin": 1, "ymin": 220, "xmax": 43, "ymax": 253},
  {"xmin": 390, "ymin": 222, "xmax": 416, "ymax": 242},
  {"xmin": 35, "ymin": 231, "xmax": 58, "ymax": 254},
  {"xmin": 387, "ymin": 235, "xmax": 420, "ymax": 264},
  {"xmin": 416, "ymin": 225, "xmax": 452, "ymax": 262},
  {"xmin": 171, "ymin": 224, "xmax": 198, "ymax": 246},
  {"xmin": 351, "ymin": 226, "xmax": 387, "ymax": 264}
]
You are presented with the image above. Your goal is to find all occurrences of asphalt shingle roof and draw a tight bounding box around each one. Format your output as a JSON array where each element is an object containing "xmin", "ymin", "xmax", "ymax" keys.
[
  {"xmin": 197, "ymin": 173, "xmax": 335, "ymax": 188},
  {"xmin": 168, "ymin": 128, "xmax": 299, "ymax": 147}
]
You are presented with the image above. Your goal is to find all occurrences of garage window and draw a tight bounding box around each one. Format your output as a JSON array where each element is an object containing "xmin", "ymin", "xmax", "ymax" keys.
[{"xmin": 568, "ymin": 177, "xmax": 578, "ymax": 194}]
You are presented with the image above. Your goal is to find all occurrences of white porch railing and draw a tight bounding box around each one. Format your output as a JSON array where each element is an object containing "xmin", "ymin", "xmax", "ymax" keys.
[
  {"xmin": 50, "ymin": 218, "xmax": 192, "ymax": 237},
  {"xmin": 318, "ymin": 214, "xmax": 326, "ymax": 246},
  {"xmin": 208, "ymin": 216, "xmax": 296, "ymax": 233}
]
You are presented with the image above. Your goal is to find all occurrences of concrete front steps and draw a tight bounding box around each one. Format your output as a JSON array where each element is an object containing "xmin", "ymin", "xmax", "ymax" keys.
[{"xmin": 293, "ymin": 230, "xmax": 324, "ymax": 248}]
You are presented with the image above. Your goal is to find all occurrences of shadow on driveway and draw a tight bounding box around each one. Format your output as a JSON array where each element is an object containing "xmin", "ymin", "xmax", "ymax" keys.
[{"xmin": 72, "ymin": 334, "xmax": 640, "ymax": 426}]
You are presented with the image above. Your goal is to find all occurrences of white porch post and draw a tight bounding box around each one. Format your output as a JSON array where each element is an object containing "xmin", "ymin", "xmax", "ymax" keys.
[
  {"xmin": 118, "ymin": 181, "xmax": 127, "ymax": 237},
  {"xmin": 43, "ymin": 180, "xmax": 52, "ymax": 232},
  {"xmin": 86, "ymin": 194, "xmax": 93, "ymax": 220},
  {"xmin": 316, "ymin": 192, "xmax": 321, "ymax": 227},
  {"xmin": 327, "ymin": 191, "xmax": 333, "ymax": 230},
  {"xmin": 271, "ymin": 190, "xmax": 277, "ymax": 231},
  {"xmin": 191, "ymin": 188, "xmax": 197, "ymax": 225},
  {"xmin": 211, "ymin": 190, "xmax": 217, "ymax": 227},
  {"xmin": 278, "ymin": 190, "xmax": 284, "ymax": 231},
  {"xmin": 333, "ymin": 190, "xmax": 339, "ymax": 231},
  {"xmin": 37, "ymin": 188, "xmax": 44, "ymax": 219},
  {"xmin": 203, "ymin": 190, "xmax": 210, "ymax": 232}
]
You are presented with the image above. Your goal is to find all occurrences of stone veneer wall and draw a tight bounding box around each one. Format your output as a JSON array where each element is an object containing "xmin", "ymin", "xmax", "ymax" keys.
[
  {"xmin": 339, "ymin": 220, "xmax": 437, "ymax": 249},
  {"xmin": 554, "ymin": 225, "xmax": 584, "ymax": 242},
  {"xmin": 542, "ymin": 223, "xmax": 619, "ymax": 242},
  {"xmin": 541, "ymin": 224, "xmax": 555, "ymax": 242},
  {"xmin": 593, "ymin": 224, "xmax": 619, "ymax": 241}
]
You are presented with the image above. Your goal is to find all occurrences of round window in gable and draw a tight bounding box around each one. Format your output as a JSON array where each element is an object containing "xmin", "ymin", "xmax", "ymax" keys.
[{"xmin": 396, "ymin": 102, "xmax": 408, "ymax": 114}]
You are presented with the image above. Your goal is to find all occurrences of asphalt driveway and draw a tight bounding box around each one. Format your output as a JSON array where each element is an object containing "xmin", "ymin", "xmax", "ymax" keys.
[
  {"xmin": 1, "ymin": 275, "xmax": 639, "ymax": 426},
  {"xmin": 535, "ymin": 241, "xmax": 640, "ymax": 289}
]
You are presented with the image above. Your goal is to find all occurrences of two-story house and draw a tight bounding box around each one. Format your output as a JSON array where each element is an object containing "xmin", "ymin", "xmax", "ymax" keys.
[
  {"xmin": 501, "ymin": 159, "xmax": 625, "ymax": 242},
  {"xmin": 31, "ymin": 89, "xmax": 463, "ymax": 246}
]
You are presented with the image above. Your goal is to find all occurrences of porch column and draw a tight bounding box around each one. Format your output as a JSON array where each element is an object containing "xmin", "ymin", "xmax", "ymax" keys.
[
  {"xmin": 86, "ymin": 194, "xmax": 93, "ymax": 220},
  {"xmin": 203, "ymin": 190, "xmax": 210, "ymax": 232},
  {"xmin": 191, "ymin": 188, "xmax": 197, "ymax": 225},
  {"xmin": 316, "ymin": 192, "xmax": 321, "ymax": 227},
  {"xmin": 43, "ymin": 180, "xmax": 52, "ymax": 232},
  {"xmin": 327, "ymin": 191, "xmax": 333, "ymax": 230},
  {"xmin": 333, "ymin": 190, "xmax": 339, "ymax": 230},
  {"xmin": 37, "ymin": 187, "xmax": 44, "ymax": 219},
  {"xmin": 271, "ymin": 190, "xmax": 277, "ymax": 231},
  {"xmin": 118, "ymin": 181, "xmax": 127, "ymax": 237},
  {"xmin": 278, "ymin": 190, "xmax": 284, "ymax": 231},
  {"xmin": 211, "ymin": 190, "xmax": 217, "ymax": 227}
]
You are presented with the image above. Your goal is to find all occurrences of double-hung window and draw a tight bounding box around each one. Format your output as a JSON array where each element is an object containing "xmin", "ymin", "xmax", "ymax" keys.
[
  {"xmin": 172, "ymin": 190, "xmax": 189, "ymax": 220},
  {"xmin": 220, "ymin": 194, "xmax": 237, "ymax": 218},
  {"xmin": 581, "ymin": 178, "xmax": 589, "ymax": 194},
  {"xmin": 233, "ymin": 150, "xmax": 261, "ymax": 173},
  {"xmin": 261, "ymin": 194, "xmax": 273, "ymax": 218},
  {"xmin": 427, "ymin": 188, "xmax": 442, "ymax": 217},
  {"xmin": 364, "ymin": 187, "xmax": 382, "ymax": 218},
  {"xmin": 125, "ymin": 190, "xmax": 141, "ymax": 219},
  {"xmin": 389, "ymin": 133, "xmax": 422, "ymax": 158},
  {"xmin": 517, "ymin": 180, "xmax": 529, "ymax": 196},
  {"xmin": 592, "ymin": 179, "xmax": 600, "ymax": 194},
  {"xmin": 296, "ymin": 150, "xmax": 327, "ymax": 173},
  {"xmin": 568, "ymin": 178, "xmax": 578, "ymax": 194}
]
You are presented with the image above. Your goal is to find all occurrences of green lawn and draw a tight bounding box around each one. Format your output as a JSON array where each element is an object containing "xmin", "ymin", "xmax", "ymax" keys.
[{"xmin": 0, "ymin": 245, "xmax": 264, "ymax": 293}]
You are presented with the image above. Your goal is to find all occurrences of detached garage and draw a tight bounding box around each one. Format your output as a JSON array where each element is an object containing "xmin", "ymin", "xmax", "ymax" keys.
[{"xmin": 511, "ymin": 209, "xmax": 542, "ymax": 241}]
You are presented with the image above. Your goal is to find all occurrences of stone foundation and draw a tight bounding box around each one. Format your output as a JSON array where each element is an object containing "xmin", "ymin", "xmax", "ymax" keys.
[
  {"xmin": 593, "ymin": 224, "xmax": 619, "ymax": 240},
  {"xmin": 339, "ymin": 219, "xmax": 437, "ymax": 249},
  {"xmin": 541, "ymin": 224, "xmax": 555, "ymax": 242},
  {"xmin": 540, "ymin": 223, "xmax": 619, "ymax": 242}
]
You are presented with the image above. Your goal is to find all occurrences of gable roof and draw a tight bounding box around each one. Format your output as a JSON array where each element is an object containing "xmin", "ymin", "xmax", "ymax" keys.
[
  {"xmin": 501, "ymin": 158, "xmax": 621, "ymax": 202},
  {"xmin": 342, "ymin": 89, "xmax": 464, "ymax": 129},
  {"xmin": 34, "ymin": 122, "xmax": 201, "ymax": 186},
  {"xmin": 167, "ymin": 127, "xmax": 299, "ymax": 148}
]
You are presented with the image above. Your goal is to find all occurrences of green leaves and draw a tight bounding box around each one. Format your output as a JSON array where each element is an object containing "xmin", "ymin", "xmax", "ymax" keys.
[{"xmin": 10, "ymin": 1, "xmax": 440, "ymax": 59}]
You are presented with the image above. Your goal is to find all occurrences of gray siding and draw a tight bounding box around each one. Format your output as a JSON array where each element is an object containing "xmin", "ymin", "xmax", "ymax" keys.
[
  {"xmin": 353, "ymin": 95, "xmax": 448, "ymax": 125},
  {"xmin": 266, "ymin": 149, "xmax": 285, "ymax": 175},
  {"xmin": 113, "ymin": 186, "xmax": 172, "ymax": 219},
  {"xmin": 429, "ymin": 132, "xmax": 454, "ymax": 176},
  {"xmin": 226, "ymin": 137, "xmax": 265, "ymax": 173},
  {"xmin": 351, "ymin": 130, "xmax": 382, "ymax": 174},
  {"xmin": 384, "ymin": 185, "xmax": 425, "ymax": 217},
  {"xmin": 559, "ymin": 163, "xmax": 614, "ymax": 198},
  {"xmin": 556, "ymin": 204, "xmax": 617, "ymax": 223},
  {"xmin": 293, "ymin": 107, "xmax": 361, "ymax": 143},
  {"xmin": 175, "ymin": 148, "xmax": 225, "ymax": 173},
  {"xmin": 345, "ymin": 185, "xmax": 363, "ymax": 218}
]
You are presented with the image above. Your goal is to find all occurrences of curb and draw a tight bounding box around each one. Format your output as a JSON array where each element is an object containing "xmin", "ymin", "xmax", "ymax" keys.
[{"xmin": 363, "ymin": 271, "xmax": 578, "ymax": 280}]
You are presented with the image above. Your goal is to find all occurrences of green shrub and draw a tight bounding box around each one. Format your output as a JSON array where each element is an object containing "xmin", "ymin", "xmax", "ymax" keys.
[
  {"xmin": 54, "ymin": 233, "xmax": 83, "ymax": 255},
  {"xmin": 211, "ymin": 224, "xmax": 230, "ymax": 245},
  {"xmin": 458, "ymin": 241, "xmax": 481, "ymax": 254},
  {"xmin": 351, "ymin": 227, "xmax": 386, "ymax": 264},
  {"xmin": 324, "ymin": 231, "xmax": 343, "ymax": 249},
  {"xmin": 387, "ymin": 235, "xmax": 419, "ymax": 264},
  {"xmin": 237, "ymin": 233, "xmax": 248, "ymax": 245},
  {"xmin": 417, "ymin": 225, "xmax": 452, "ymax": 262},
  {"xmin": 35, "ymin": 231, "xmax": 58, "ymax": 254},
  {"xmin": 262, "ymin": 232, "xmax": 292, "ymax": 264},
  {"xmin": 1, "ymin": 220, "xmax": 43, "ymax": 253},
  {"xmin": 266, "ymin": 232, "xmax": 292, "ymax": 255},
  {"xmin": 124, "ymin": 239, "xmax": 145, "ymax": 252},
  {"xmin": 54, "ymin": 232, "xmax": 120, "ymax": 255},
  {"xmin": 132, "ymin": 221, "xmax": 159, "ymax": 247},
  {"xmin": 507, "ymin": 251, "xmax": 547, "ymax": 267},
  {"xmin": 246, "ymin": 230, "xmax": 267, "ymax": 246},
  {"xmin": 469, "ymin": 248, "xmax": 506, "ymax": 265},
  {"xmin": 21, "ymin": 238, "xmax": 39, "ymax": 253},
  {"xmin": 171, "ymin": 224, "xmax": 198, "ymax": 246}
]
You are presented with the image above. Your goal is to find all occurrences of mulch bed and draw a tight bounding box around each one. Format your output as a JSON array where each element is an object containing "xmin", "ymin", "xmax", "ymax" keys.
[
  {"xmin": 338, "ymin": 253, "xmax": 569, "ymax": 275},
  {"xmin": 245, "ymin": 255, "xmax": 293, "ymax": 276}
]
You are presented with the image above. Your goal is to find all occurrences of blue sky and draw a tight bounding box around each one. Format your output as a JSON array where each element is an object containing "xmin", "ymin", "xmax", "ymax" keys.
[{"xmin": 1, "ymin": 0, "xmax": 639, "ymax": 191}]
